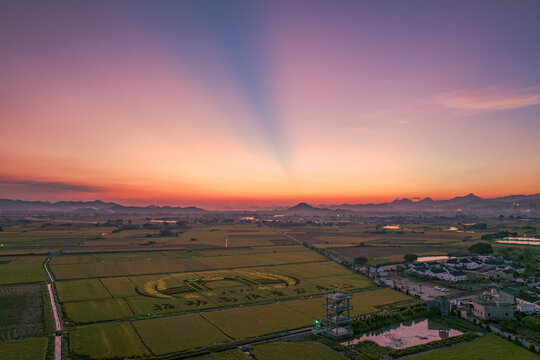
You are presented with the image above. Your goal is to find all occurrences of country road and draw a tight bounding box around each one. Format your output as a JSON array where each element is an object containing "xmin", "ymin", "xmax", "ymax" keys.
[{"xmin": 44, "ymin": 257, "xmax": 63, "ymax": 360}]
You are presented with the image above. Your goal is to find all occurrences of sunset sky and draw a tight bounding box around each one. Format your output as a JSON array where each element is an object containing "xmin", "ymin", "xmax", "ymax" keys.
[{"xmin": 1, "ymin": 1, "xmax": 540, "ymax": 208}]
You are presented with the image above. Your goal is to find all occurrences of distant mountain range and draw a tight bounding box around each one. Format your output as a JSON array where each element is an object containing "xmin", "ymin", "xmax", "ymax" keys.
[
  {"xmin": 287, "ymin": 193, "xmax": 540, "ymax": 216},
  {"xmin": 1, "ymin": 193, "xmax": 539, "ymax": 216},
  {"xmin": 0, "ymin": 199, "xmax": 206, "ymax": 215}
]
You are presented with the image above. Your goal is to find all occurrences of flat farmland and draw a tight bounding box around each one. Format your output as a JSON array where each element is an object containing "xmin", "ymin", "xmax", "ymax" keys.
[
  {"xmin": 406, "ymin": 333, "xmax": 540, "ymax": 360},
  {"xmin": 329, "ymin": 246, "xmax": 449, "ymax": 264},
  {"xmin": 63, "ymin": 297, "xmax": 134, "ymax": 323},
  {"xmin": 0, "ymin": 222, "xmax": 294, "ymax": 254},
  {"xmin": 0, "ymin": 257, "xmax": 46, "ymax": 285},
  {"xmin": 0, "ymin": 337, "xmax": 49, "ymax": 360},
  {"xmin": 50, "ymin": 249, "xmax": 327, "ymax": 280},
  {"xmin": 132, "ymin": 314, "xmax": 232, "ymax": 355},
  {"xmin": 191, "ymin": 349, "xmax": 250, "ymax": 360},
  {"xmin": 55, "ymin": 278, "xmax": 112, "ymax": 302},
  {"xmin": 201, "ymin": 303, "xmax": 313, "ymax": 339},
  {"xmin": 279, "ymin": 226, "xmax": 466, "ymax": 248},
  {"xmin": 252, "ymin": 341, "xmax": 347, "ymax": 360},
  {"xmin": 351, "ymin": 288, "xmax": 412, "ymax": 307},
  {"xmin": 56, "ymin": 260, "xmax": 373, "ymax": 323},
  {"xmin": 70, "ymin": 323, "xmax": 150, "ymax": 359},
  {"xmin": 0, "ymin": 284, "xmax": 45, "ymax": 341},
  {"xmin": 165, "ymin": 228, "xmax": 288, "ymax": 247},
  {"xmin": 66, "ymin": 286, "xmax": 414, "ymax": 358},
  {"xmin": 198, "ymin": 245, "xmax": 307, "ymax": 256}
]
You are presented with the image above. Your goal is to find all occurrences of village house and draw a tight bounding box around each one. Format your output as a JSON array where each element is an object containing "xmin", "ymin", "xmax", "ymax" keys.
[
  {"xmin": 447, "ymin": 270, "xmax": 467, "ymax": 282},
  {"xmin": 516, "ymin": 291, "xmax": 540, "ymax": 312},
  {"xmin": 470, "ymin": 301, "xmax": 514, "ymax": 320}
]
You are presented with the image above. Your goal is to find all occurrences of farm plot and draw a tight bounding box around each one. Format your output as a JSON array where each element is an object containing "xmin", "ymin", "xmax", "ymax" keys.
[
  {"xmin": 252, "ymin": 341, "xmax": 347, "ymax": 360},
  {"xmin": 313, "ymin": 235, "xmax": 380, "ymax": 245},
  {"xmin": 406, "ymin": 333, "xmax": 540, "ymax": 360},
  {"xmin": 191, "ymin": 349, "xmax": 250, "ymax": 360},
  {"xmin": 198, "ymin": 245, "xmax": 307, "ymax": 257},
  {"xmin": 100, "ymin": 276, "xmax": 137, "ymax": 297},
  {"xmin": 305, "ymin": 275, "xmax": 373, "ymax": 291},
  {"xmin": 50, "ymin": 249, "xmax": 327, "ymax": 280},
  {"xmin": 0, "ymin": 257, "xmax": 46, "ymax": 285},
  {"xmin": 70, "ymin": 323, "xmax": 150, "ymax": 359},
  {"xmin": 260, "ymin": 261, "xmax": 359, "ymax": 279},
  {"xmin": 133, "ymin": 314, "xmax": 231, "ymax": 355},
  {"xmin": 55, "ymin": 279, "xmax": 112, "ymax": 302},
  {"xmin": 201, "ymin": 303, "xmax": 313, "ymax": 340},
  {"xmin": 351, "ymin": 288, "xmax": 412, "ymax": 307},
  {"xmin": 329, "ymin": 246, "xmax": 447, "ymax": 261},
  {"xmin": 0, "ymin": 337, "xmax": 49, "ymax": 360},
  {"xmin": 63, "ymin": 297, "xmax": 134, "ymax": 323},
  {"xmin": 0, "ymin": 284, "xmax": 44, "ymax": 341},
  {"xmin": 60, "ymin": 260, "xmax": 373, "ymax": 323}
]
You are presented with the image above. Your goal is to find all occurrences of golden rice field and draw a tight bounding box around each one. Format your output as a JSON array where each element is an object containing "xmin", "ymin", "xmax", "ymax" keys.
[
  {"xmin": 201, "ymin": 303, "xmax": 313, "ymax": 340},
  {"xmin": 50, "ymin": 249, "xmax": 327, "ymax": 280},
  {"xmin": 252, "ymin": 341, "xmax": 347, "ymax": 360},
  {"xmin": 56, "ymin": 259, "xmax": 374, "ymax": 324},
  {"xmin": 191, "ymin": 349, "xmax": 250, "ymax": 360},
  {"xmin": 70, "ymin": 323, "xmax": 150, "ymax": 359},
  {"xmin": 0, "ymin": 337, "xmax": 49, "ymax": 360},
  {"xmin": 0, "ymin": 257, "xmax": 47, "ymax": 285},
  {"xmin": 67, "ymin": 284, "xmax": 415, "ymax": 359},
  {"xmin": 132, "ymin": 314, "xmax": 232, "ymax": 355},
  {"xmin": 406, "ymin": 334, "xmax": 540, "ymax": 360}
]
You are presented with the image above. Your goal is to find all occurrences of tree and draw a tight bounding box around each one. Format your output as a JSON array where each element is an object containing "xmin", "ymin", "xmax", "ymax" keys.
[
  {"xmin": 159, "ymin": 228, "xmax": 174, "ymax": 237},
  {"xmin": 521, "ymin": 248, "xmax": 532, "ymax": 262},
  {"xmin": 354, "ymin": 256, "xmax": 368, "ymax": 266},
  {"xmin": 404, "ymin": 254, "xmax": 418, "ymax": 263},
  {"xmin": 468, "ymin": 242, "xmax": 493, "ymax": 255}
]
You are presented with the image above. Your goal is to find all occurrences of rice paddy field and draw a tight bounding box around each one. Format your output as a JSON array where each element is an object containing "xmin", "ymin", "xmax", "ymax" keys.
[
  {"xmin": 252, "ymin": 341, "xmax": 347, "ymax": 360},
  {"xmin": 191, "ymin": 349, "xmax": 250, "ymax": 360},
  {"xmin": 0, "ymin": 257, "xmax": 47, "ymax": 285},
  {"xmin": 53, "ymin": 245, "xmax": 376, "ymax": 324},
  {"xmin": 132, "ymin": 314, "xmax": 231, "ymax": 355},
  {"xmin": 406, "ymin": 334, "xmax": 540, "ymax": 360},
  {"xmin": 67, "ymin": 286, "xmax": 416, "ymax": 358},
  {"xmin": 277, "ymin": 224, "xmax": 488, "ymax": 265},
  {"xmin": 69, "ymin": 323, "xmax": 150, "ymax": 359},
  {"xmin": 0, "ymin": 337, "xmax": 49, "ymax": 360},
  {"xmin": 0, "ymin": 284, "xmax": 45, "ymax": 341},
  {"xmin": 0, "ymin": 221, "xmax": 468, "ymax": 359}
]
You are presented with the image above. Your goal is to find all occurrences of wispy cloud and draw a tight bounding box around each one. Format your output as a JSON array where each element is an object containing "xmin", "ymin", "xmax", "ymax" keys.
[
  {"xmin": 435, "ymin": 86, "xmax": 540, "ymax": 112},
  {"xmin": 0, "ymin": 177, "xmax": 105, "ymax": 193}
]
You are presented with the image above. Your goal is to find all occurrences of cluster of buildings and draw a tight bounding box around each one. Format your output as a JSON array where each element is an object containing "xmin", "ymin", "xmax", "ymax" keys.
[
  {"xmin": 460, "ymin": 283, "xmax": 540, "ymax": 319},
  {"xmin": 406, "ymin": 255, "xmax": 525, "ymax": 282},
  {"xmin": 429, "ymin": 283, "xmax": 540, "ymax": 322},
  {"xmin": 500, "ymin": 286, "xmax": 540, "ymax": 314},
  {"xmin": 428, "ymin": 292, "xmax": 515, "ymax": 320}
]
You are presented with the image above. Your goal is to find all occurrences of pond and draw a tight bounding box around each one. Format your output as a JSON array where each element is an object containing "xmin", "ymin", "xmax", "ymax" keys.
[
  {"xmin": 415, "ymin": 255, "xmax": 452, "ymax": 262},
  {"xmin": 342, "ymin": 318, "xmax": 463, "ymax": 349},
  {"xmin": 496, "ymin": 237, "xmax": 540, "ymax": 246}
]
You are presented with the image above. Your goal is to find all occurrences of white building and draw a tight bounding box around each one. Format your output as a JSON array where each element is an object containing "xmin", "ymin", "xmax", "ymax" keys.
[
  {"xmin": 517, "ymin": 303, "xmax": 536, "ymax": 314},
  {"xmin": 448, "ymin": 271, "xmax": 467, "ymax": 282}
]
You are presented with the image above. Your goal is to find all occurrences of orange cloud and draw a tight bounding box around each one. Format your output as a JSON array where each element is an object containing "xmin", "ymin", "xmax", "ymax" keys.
[{"xmin": 435, "ymin": 86, "xmax": 540, "ymax": 112}]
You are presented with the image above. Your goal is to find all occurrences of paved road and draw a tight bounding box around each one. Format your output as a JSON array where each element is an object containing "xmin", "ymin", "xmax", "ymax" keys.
[
  {"xmin": 44, "ymin": 257, "xmax": 62, "ymax": 360},
  {"xmin": 272, "ymin": 228, "xmax": 303, "ymax": 245}
]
